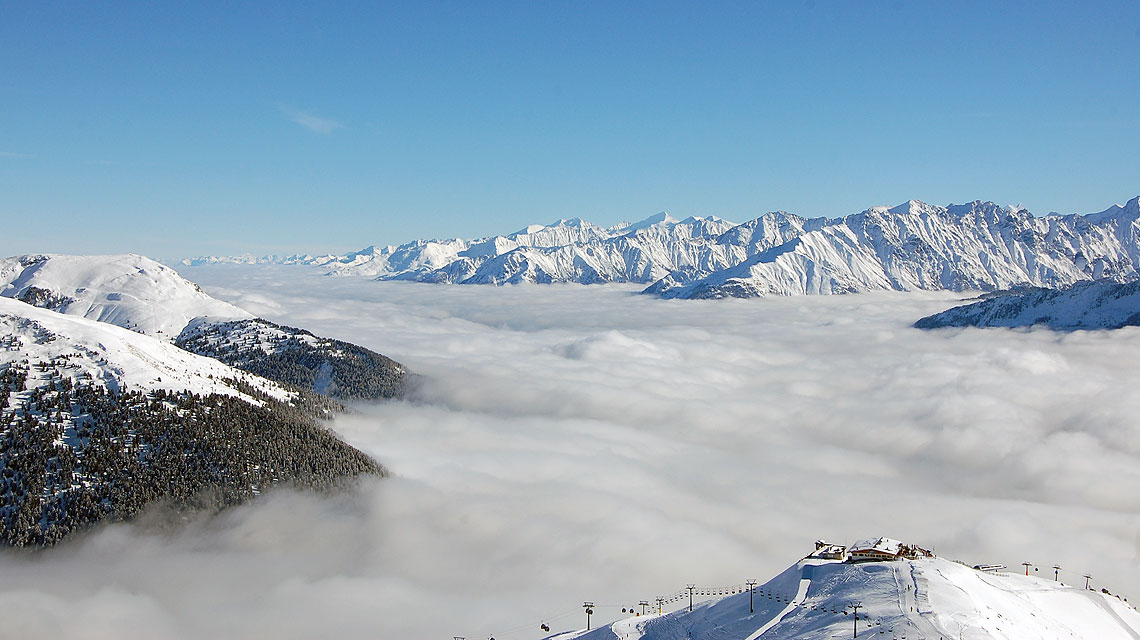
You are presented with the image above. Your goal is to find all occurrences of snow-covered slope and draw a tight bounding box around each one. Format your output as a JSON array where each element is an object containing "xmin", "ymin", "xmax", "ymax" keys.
[
  {"xmin": 565, "ymin": 556, "xmax": 1140, "ymax": 640},
  {"xmin": 0, "ymin": 296, "xmax": 284, "ymax": 402},
  {"xmin": 182, "ymin": 197, "xmax": 1140, "ymax": 298},
  {"xmin": 915, "ymin": 280, "xmax": 1140, "ymax": 330},
  {"xmin": 1, "ymin": 254, "xmax": 252, "ymax": 337}
]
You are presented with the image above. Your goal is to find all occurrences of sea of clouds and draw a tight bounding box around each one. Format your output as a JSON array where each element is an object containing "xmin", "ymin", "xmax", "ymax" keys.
[{"xmin": 2, "ymin": 264, "xmax": 1139, "ymax": 639}]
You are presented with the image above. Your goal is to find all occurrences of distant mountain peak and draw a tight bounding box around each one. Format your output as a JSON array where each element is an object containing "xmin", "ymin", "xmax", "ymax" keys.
[
  {"xmin": 680, "ymin": 214, "xmax": 729, "ymax": 224},
  {"xmin": 552, "ymin": 216, "xmax": 587, "ymax": 227},
  {"xmin": 513, "ymin": 217, "xmax": 600, "ymax": 237},
  {"xmin": 944, "ymin": 200, "xmax": 1014, "ymax": 217},
  {"xmin": 619, "ymin": 211, "xmax": 678, "ymax": 232},
  {"xmin": 1107, "ymin": 195, "xmax": 1140, "ymax": 216},
  {"xmin": 864, "ymin": 199, "xmax": 938, "ymax": 217},
  {"xmin": 889, "ymin": 198, "xmax": 931, "ymax": 214}
]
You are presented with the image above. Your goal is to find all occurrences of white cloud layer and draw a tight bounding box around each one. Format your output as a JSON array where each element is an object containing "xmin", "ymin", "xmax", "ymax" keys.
[{"xmin": 3, "ymin": 265, "xmax": 1140, "ymax": 639}]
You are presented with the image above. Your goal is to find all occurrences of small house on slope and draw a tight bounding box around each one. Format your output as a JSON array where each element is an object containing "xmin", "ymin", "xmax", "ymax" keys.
[{"xmin": 810, "ymin": 539, "xmax": 848, "ymax": 560}]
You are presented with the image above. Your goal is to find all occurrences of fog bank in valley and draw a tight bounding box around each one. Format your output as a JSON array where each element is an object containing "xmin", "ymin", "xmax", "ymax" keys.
[{"xmin": 2, "ymin": 265, "xmax": 1138, "ymax": 639}]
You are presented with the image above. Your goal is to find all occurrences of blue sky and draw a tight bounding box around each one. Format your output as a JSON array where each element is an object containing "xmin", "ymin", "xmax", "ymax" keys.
[{"xmin": 2, "ymin": 1, "xmax": 1138, "ymax": 259}]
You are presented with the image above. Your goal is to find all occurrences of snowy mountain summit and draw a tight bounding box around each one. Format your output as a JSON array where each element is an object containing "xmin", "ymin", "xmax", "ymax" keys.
[
  {"xmin": 183, "ymin": 196, "xmax": 1140, "ymax": 298},
  {"xmin": 0, "ymin": 253, "xmax": 251, "ymax": 337},
  {"xmin": 560, "ymin": 538, "xmax": 1140, "ymax": 640}
]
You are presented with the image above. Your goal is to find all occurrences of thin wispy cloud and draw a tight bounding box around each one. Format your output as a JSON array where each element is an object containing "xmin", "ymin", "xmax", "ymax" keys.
[
  {"xmin": 278, "ymin": 105, "xmax": 344, "ymax": 134},
  {"xmin": 0, "ymin": 151, "xmax": 30, "ymax": 159}
]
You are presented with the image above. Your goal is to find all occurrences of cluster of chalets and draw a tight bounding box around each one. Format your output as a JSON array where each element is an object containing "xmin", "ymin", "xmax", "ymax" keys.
[{"xmin": 809, "ymin": 537, "xmax": 934, "ymax": 563}]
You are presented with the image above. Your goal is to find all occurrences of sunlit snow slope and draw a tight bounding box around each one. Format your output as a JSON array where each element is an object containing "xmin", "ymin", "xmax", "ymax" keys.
[
  {"xmin": 0, "ymin": 296, "xmax": 287, "ymax": 403},
  {"xmin": 0, "ymin": 253, "xmax": 252, "ymax": 337},
  {"xmin": 565, "ymin": 557, "xmax": 1140, "ymax": 640}
]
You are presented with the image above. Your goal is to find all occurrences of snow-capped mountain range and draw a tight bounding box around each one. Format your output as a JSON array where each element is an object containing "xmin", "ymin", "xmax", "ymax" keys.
[
  {"xmin": 560, "ymin": 549, "xmax": 1140, "ymax": 640},
  {"xmin": 183, "ymin": 196, "xmax": 1140, "ymax": 298},
  {"xmin": 915, "ymin": 280, "xmax": 1140, "ymax": 330},
  {"xmin": 184, "ymin": 213, "xmax": 744, "ymax": 286}
]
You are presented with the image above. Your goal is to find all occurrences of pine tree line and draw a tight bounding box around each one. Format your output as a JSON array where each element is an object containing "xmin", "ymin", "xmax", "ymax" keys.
[
  {"xmin": 15, "ymin": 286, "xmax": 75, "ymax": 312},
  {"xmin": 176, "ymin": 318, "xmax": 407, "ymax": 400}
]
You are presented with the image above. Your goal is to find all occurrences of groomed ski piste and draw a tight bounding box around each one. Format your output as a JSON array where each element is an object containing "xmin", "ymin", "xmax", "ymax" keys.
[{"xmin": 544, "ymin": 552, "xmax": 1140, "ymax": 640}]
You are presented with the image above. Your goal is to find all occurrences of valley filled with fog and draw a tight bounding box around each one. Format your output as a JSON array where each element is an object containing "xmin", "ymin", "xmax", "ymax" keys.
[{"xmin": 3, "ymin": 265, "xmax": 1139, "ymax": 640}]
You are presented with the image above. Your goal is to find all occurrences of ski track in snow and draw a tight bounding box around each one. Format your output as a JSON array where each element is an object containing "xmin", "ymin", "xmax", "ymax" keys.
[
  {"xmin": 896, "ymin": 562, "xmax": 942, "ymax": 639},
  {"xmin": 1094, "ymin": 598, "xmax": 1140, "ymax": 640},
  {"xmin": 745, "ymin": 562, "xmax": 816, "ymax": 639}
]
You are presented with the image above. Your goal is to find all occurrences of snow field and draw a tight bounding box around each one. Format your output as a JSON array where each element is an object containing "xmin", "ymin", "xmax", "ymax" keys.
[{"xmin": 0, "ymin": 297, "xmax": 290, "ymax": 406}]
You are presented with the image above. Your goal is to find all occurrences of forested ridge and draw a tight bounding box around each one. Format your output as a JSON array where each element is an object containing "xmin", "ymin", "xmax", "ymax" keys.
[
  {"xmin": 0, "ymin": 358, "xmax": 385, "ymax": 547},
  {"xmin": 177, "ymin": 318, "xmax": 407, "ymax": 401}
]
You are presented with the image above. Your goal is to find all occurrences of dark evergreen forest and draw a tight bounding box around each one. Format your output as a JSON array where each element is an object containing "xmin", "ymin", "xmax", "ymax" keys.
[
  {"xmin": 0, "ymin": 359, "xmax": 385, "ymax": 547},
  {"xmin": 176, "ymin": 319, "xmax": 407, "ymax": 401}
]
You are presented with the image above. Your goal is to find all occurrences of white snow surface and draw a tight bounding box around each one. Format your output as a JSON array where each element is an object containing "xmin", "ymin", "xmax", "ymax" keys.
[
  {"xmin": 0, "ymin": 253, "xmax": 252, "ymax": 338},
  {"xmin": 0, "ymin": 296, "xmax": 289, "ymax": 405},
  {"xmin": 566, "ymin": 557, "xmax": 1140, "ymax": 640},
  {"xmin": 180, "ymin": 197, "xmax": 1140, "ymax": 297}
]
